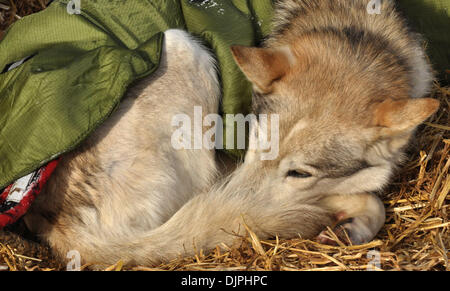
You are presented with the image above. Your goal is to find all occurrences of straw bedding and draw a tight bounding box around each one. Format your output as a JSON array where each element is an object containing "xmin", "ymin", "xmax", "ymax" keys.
[{"xmin": 0, "ymin": 0, "xmax": 448, "ymax": 271}]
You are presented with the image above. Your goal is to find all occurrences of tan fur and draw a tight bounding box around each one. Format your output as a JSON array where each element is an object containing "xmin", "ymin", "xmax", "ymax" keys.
[
  {"xmin": 24, "ymin": 1, "xmax": 440, "ymax": 267},
  {"xmin": 25, "ymin": 29, "xmax": 333, "ymax": 267},
  {"xmin": 231, "ymin": 0, "xmax": 439, "ymax": 246},
  {"xmin": 25, "ymin": 29, "xmax": 224, "ymax": 265},
  {"xmin": 230, "ymin": 46, "xmax": 293, "ymax": 93},
  {"xmin": 374, "ymin": 98, "xmax": 440, "ymax": 131}
]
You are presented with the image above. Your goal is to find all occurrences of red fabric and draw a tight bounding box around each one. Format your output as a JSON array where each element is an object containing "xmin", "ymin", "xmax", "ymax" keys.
[{"xmin": 0, "ymin": 159, "xmax": 59, "ymax": 229}]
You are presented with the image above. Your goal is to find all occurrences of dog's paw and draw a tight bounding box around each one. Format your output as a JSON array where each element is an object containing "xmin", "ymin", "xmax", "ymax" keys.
[{"xmin": 316, "ymin": 216, "xmax": 375, "ymax": 246}]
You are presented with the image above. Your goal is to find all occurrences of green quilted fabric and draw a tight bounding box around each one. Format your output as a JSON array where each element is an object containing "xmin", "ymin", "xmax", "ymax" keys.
[
  {"xmin": 397, "ymin": 0, "xmax": 450, "ymax": 81},
  {"xmin": 0, "ymin": 0, "xmax": 273, "ymax": 188}
]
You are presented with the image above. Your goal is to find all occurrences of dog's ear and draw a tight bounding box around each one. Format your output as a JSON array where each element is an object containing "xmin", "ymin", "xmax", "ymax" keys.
[
  {"xmin": 231, "ymin": 46, "xmax": 292, "ymax": 93},
  {"xmin": 373, "ymin": 98, "xmax": 440, "ymax": 133}
]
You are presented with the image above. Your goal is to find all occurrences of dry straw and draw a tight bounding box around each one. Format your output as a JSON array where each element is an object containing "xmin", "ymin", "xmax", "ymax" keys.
[{"xmin": 0, "ymin": 0, "xmax": 448, "ymax": 271}]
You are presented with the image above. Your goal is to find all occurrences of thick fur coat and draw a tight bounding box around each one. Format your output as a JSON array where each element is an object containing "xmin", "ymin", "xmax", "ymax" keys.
[{"xmin": 25, "ymin": 1, "xmax": 439, "ymax": 266}]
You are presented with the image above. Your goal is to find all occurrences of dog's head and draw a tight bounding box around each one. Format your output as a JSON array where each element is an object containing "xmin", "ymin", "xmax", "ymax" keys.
[{"xmin": 231, "ymin": 43, "xmax": 439, "ymax": 198}]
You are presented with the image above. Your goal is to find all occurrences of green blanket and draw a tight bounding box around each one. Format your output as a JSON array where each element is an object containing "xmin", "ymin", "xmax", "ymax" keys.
[{"xmin": 0, "ymin": 0, "xmax": 448, "ymax": 189}]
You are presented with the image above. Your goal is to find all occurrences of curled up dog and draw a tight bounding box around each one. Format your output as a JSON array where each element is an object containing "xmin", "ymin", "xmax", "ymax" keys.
[{"xmin": 24, "ymin": 0, "xmax": 439, "ymax": 267}]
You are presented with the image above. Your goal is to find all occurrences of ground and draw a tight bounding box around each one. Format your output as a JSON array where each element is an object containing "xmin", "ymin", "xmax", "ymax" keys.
[{"xmin": 0, "ymin": 0, "xmax": 448, "ymax": 271}]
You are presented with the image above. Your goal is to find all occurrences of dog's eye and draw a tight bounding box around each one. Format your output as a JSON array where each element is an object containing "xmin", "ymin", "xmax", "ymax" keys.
[{"xmin": 287, "ymin": 170, "xmax": 312, "ymax": 178}]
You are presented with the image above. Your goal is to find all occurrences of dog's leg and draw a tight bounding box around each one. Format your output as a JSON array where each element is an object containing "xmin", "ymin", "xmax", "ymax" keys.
[
  {"xmin": 64, "ymin": 181, "xmax": 334, "ymax": 267},
  {"xmin": 316, "ymin": 193, "xmax": 385, "ymax": 245}
]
